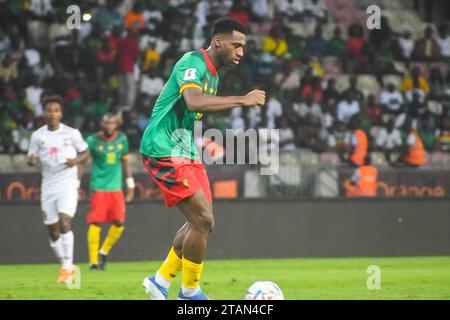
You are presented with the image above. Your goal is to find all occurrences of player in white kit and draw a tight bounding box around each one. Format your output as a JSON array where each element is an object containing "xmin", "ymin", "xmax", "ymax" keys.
[{"xmin": 27, "ymin": 95, "xmax": 90, "ymax": 284}]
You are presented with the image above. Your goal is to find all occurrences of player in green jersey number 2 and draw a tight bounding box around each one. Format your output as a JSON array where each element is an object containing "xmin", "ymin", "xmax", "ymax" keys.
[{"xmin": 141, "ymin": 17, "xmax": 265, "ymax": 300}]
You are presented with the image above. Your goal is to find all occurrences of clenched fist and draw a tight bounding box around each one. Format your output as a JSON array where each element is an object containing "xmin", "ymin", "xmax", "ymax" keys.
[{"xmin": 244, "ymin": 90, "xmax": 266, "ymax": 107}]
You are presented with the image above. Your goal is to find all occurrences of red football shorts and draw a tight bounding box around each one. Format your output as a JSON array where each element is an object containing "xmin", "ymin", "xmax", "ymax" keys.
[
  {"xmin": 142, "ymin": 155, "xmax": 212, "ymax": 208},
  {"xmin": 87, "ymin": 190, "xmax": 126, "ymax": 223}
]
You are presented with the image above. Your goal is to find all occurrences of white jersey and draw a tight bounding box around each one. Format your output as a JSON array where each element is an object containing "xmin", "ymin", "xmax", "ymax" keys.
[{"xmin": 28, "ymin": 123, "xmax": 88, "ymax": 194}]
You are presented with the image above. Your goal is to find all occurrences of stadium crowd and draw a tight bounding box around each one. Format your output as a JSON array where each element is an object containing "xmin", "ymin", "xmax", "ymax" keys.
[{"xmin": 0, "ymin": 0, "xmax": 449, "ymax": 166}]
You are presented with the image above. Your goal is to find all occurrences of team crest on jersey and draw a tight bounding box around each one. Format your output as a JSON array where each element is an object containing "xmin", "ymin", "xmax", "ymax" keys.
[
  {"xmin": 184, "ymin": 68, "xmax": 197, "ymax": 80},
  {"xmin": 182, "ymin": 178, "xmax": 189, "ymax": 188},
  {"xmin": 108, "ymin": 145, "xmax": 114, "ymax": 151},
  {"xmin": 194, "ymin": 112, "xmax": 203, "ymax": 120},
  {"xmin": 98, "ymin": 145, "xmax": 104, "ymax": 151},
  {"xmin": 117, "ymin": 144, "xmax": 123, "ymax": 151}
]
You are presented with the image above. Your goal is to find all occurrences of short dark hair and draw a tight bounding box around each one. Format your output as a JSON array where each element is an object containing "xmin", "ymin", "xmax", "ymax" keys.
[
  {"xmin": 211, "ymin": 16, "xmax": 247, "ymax": 37},
  {"xmin": 42, "ymin": 95, "xmax": 64, "ymax": 110}
]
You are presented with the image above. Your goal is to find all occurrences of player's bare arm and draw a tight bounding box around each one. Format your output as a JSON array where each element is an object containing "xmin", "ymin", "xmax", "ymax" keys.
[
  {"xmin": 182, "ymin": 87, "xmax": 266, "ymax": 113},
  {"xmin": 121, "ymin": 155, "xmax": 135, "ymax": 202},
  {"xmin": 66, "ymin": 149, "xmax": 90, "ymax": 168}
]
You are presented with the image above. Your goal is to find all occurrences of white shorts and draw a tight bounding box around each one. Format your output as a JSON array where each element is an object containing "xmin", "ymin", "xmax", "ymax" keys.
[{"xmin": 41, "ymin": 188, "xmax": 78, "ymax": 225}]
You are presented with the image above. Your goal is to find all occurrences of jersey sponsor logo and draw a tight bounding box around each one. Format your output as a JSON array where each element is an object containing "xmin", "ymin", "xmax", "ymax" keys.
[{"xmin": 183, "ymin": 68, "xmax": 197, "ymax": 80}]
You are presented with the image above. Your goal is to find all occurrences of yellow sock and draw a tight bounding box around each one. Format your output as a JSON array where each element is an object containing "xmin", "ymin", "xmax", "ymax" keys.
[
  {"xmin": 157, "ymin": 247, "xmax": 182, "ymax": 282},
  {"xmin": 182, "ymin": 257, "xmax": 204, "ymax": 289},
  {"xmin": 100, "ymin": 225, "xmax": 124, "ymax": 255},
  {"xmin": 88, "ymin": 224, "xmax": 101, "ymax": 265}
]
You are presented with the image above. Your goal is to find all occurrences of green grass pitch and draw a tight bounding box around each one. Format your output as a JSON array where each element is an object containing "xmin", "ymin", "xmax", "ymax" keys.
[{"xmin": 1, "ymin": 257, "xmax": 449, "ymax": 300}]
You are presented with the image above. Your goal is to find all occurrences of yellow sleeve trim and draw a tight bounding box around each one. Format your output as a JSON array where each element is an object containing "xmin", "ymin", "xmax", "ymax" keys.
[{"xmin": 180, "ymin": 83, "xmax": 203, "ymax": 94}]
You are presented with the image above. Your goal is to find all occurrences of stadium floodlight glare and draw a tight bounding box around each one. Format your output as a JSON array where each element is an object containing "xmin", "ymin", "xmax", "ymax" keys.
[{"xmin": 82, "ymin": 13, "xmax": 92, "ymax": 22}]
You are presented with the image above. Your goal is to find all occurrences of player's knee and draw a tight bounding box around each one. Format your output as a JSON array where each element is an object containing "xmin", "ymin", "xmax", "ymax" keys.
[
  {"xmin": 59, "ymin": 219, "xmax": 71, "ymax": 233},
  {"xmin": 195, "ymin": 209, "xmax": 214, "ymax": 233}
]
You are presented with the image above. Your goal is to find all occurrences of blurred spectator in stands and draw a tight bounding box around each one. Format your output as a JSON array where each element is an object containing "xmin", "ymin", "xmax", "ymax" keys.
[
  {"xmin": 228, "ymin": 0, "xmax": 251, "ymax": 28},
  {"xmin": 229, "ymin": 107, "xmax": 245, "ymax": 131},
  {"xmin": 142, "ymin": 39, "xmax": 161, "ymax": 72},
  {"xmin": 373, "ymin": 39, "xmax": 400, "ymax": 85},
  {"xmin": 436, "ymin": 24, "xmax": 450, "ymax": 60},
  {"xmin": 294, "ymin": 93, "xmax": 322, "ymax": 125},
  {"xmin": 252, "ymin": 52, "xmax": 278, "ymax": 86},
  {"xmin": 347, "ymin": 23, "xmax": 369, "ymax": 73},
  {"xmin": 145, "ymin": 1, "xmax": 163, "ymax": 32},
  {"xmin": 347, "ymin": 154, "xmax": 378, "ymax": 197},
  {"xmin": 328, "ymin": 120, "xmax": 351, "ymax": 161},
  {"xmin": 380, "ymin": 81, "xmax": 405, "ymax": 128},
  {"xmin": 375, "ymin": 118, "xmax": 402, "ymax": 165},
  {"xmin": 337, "ymin": 91, "xmax": 360, "ymax": 125},
  {"xmin": 140, "ymin": 66, "xmax": 164, "ymax": 100},
  {"xmin": 429, "ymin": 67, "xmax": 448, "ymax": 100},
  {"xmin": 0, "ymin": 29, "xmax": 11, "ymax": 59},
  {"xmin": 306, "ymin": 24, "xmax": 328, "ymax": 60},
  {"xmin": 348, "ymin": 116, "xmax": 368, "ymax": 167},
  {"xmin": 413, "ymin": 26, "xmax": 440, "ymax": 61},
  {"xmin": 303, "ymin": 0, "xmax": 328, "ymax": 25},
  {"xmin": 342, "ymin": 75, "xmax": 364, "ymax": 104},
  {"xmin": 369, "ymin": 16, "xmax": 394, "ymax": 52},
  {"xmin": 322, "ymin": 77, "xmax": 340, "ymax": 112},
  {"xmin": 275, "ymin": 0, "xmax": 304, "ymax": 24},
  {"xmin": 11, "ymin": 108, "xmax": 34, "ymax": 153},
  {"xmin": 32, "ymin": 52, "xmax": 53, "ymax": 82},
  {"xmin": 397, "ymin": 25, "xmax": 414, "ymax": 65},
  {"xmin": 366, "ymin": 94, "xmax": 382, "ymax": 126},
  {"xmin": 265, "ymin": 93, "xmax": 283, "ymax": 129},
  {"xmin": 124, "ymin": 1, "xmax": 147, "ymax": 35},
  {"xmin": 81, "ymin": 116, "xmax": 98, "ymax": 139},
  {"xmin": 98, "ymin": 0, "xmax": 124, "ymax": 33},
  {"xmin": 399, "ymin": 119, "xmax": 428, "ymax": 167},
  {"xmin": 207, "ymin": 0, "xmax": 233, "ymax": 23},
  {"xmin": 27, "ymin": 0, "xmax": 52, "ymax": 49},
  {"xmin": 401, "ymin": 67, "xmax": 429, "ymax": 103},
  {"xmin": 25, "ymin": 75, "xmax": 43, "ymax": 118},
  {"xmin": 80, "ymin": 23, "xmax": 104, "ymax": 79},
  {"xmin": 435, "ymin": 116, "xmax": 450, "ymax": 152},
  {"xmin": 96, "ymin": 37, "xmax": 116, "ymax": 80},
  {"xmin": 86, "ymin": 89, "xmax": 111, "ymax": 119},
  {"xmin": 263, "ymin": 25, "xmax": 288, "ymax": 58},
  {"xmin": 300, "ymin": 76, "xmax": 323, "ymax": 104},
  {"xmin": 279, "ymin": 117, "xmax": 296, "ymax": 151},
  {"xmin": 117, "ymin": 29, "xmax": 139, "ymax": 110},
  {"xmin": 357, "ymin": 101, "xmax": 373, "ymax": 134},
  {"xmin": 0, "ymin": 54, "xmax": 18, "ymax": 83},
  {"xmin": 249, "ymin": 0, "xmax": 268, "ymax": 23},
  {"xmin": 419, "ymin": 118, "xmax": 436, "ymax": 153},
  {"xmin": 327, "ymin": 26, "xmax": 346, "ymax": 68},
  {"xmin": 8, "ymin": 25, "xmax": 25, "ymax": 62},
  {"xmin": 297, "ymin": 113, "xmax": 323, "ymax": 152},
  {"xmin": 274, "ymin": 59, "xmax": 301, "ymax": 97}
]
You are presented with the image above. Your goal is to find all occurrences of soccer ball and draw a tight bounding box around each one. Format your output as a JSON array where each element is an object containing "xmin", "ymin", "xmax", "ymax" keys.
[{"xmin": 245, "ymin": 281, "xmax": 284, "ymax": 300}]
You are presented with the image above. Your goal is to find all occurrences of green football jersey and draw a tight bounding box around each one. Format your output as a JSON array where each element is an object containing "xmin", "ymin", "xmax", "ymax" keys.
[
  {"xmin": 87, "ymin": 132, "xmax": 129, "ymax": 191},
  {"xmin": 140, "ymin": 49, "xmax": 220, "ymax": 160}
]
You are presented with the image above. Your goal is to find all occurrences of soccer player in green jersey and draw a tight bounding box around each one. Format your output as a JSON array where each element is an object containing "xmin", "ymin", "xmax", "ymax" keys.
[
  {"xmin": 86, "ymin": 113, "xmax": 135, "ymax": 271},
  {"xmin": 141, "ymin": 17, "xmax": 266, "ymax": 300}
]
